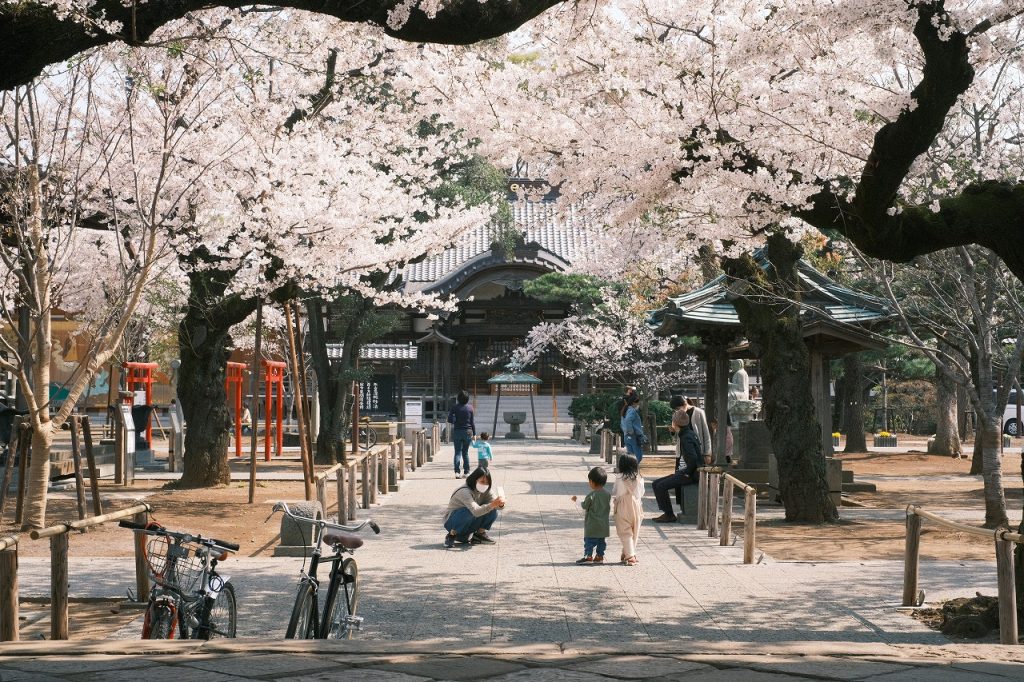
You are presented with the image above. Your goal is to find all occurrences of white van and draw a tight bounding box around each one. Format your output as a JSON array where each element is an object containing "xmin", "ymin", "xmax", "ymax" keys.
[{"xmin": 1004, "ymin": 390, "xmax": 1023, "ymax": 435}]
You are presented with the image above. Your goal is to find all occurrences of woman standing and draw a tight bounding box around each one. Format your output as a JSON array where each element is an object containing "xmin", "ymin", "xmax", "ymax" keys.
[
  {"xmin": 620, "ymin": 392, "xmax": 645, "ymax": 463},
  {"xmin": 442, "ymin": 467, "xmax": 505, "ymax": 548}
]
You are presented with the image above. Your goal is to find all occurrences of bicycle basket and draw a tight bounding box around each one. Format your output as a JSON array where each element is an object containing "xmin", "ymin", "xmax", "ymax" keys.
[{"xmin": 145, "ymin": 536, "xmax": 204, "ymax": 593}]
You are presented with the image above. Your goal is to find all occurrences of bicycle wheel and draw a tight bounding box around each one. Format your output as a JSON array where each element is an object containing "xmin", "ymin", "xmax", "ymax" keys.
[
  {"xmin": 323, "ymin": 558, "xmax": 359, "ymax": 639},
  {"xmin": 202, "ymin": 582, "xmax": 237, "ymax": 639},
  {"xmin": 285, "ymin": 581, "xmax": 316, "ymax": 639},
  {"xmin": 358, "ymin": 427, "xmax": 377, "ymax": 451},
  {"xmin": 143, "ymin": 601, "xmax": 176, "ymax": 639}
]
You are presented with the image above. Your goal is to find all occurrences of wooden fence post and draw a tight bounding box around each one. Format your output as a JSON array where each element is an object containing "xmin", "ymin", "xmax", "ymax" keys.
[
  {"xmin": 361, "ymin": 456, "xmax": 370, "ymax": 509},
  {"xmin": 398, "ymin": 440, "xmax": 406, "ymax": 481},
  {"xmin": 720, "ymin": 482, "xmax": 734, "ymax": 547},
  {"xmin": 50, "ymin": 534, "xmax": 69, "ymax": 640},
  {"xmin": 316, "ymin": 478, "xmax": 328, "ymax": 516},
  {"xmin": 708, "ymin": 473, "xmax": 720, "ymax": 538},
  {"xmin": 696, "ymin": 470, "xmax": 708, "ymax": 531},
  {"xmin": 902, "ymin": 511, "xmax": 923, "ymax": 606},
  {"xmin": 133, "ymin": 510, "xmax": 150, "ymax": 603},
  {"xmin": 68, "ymin": 417, "xmax": 88, "ymax": 521},
  {"xmin": 995, "ymin": 530, "xmax": 1018, "ymax": 645},
  {"xmin": 14, "ymin": 424, "xmax": 30, "ymax": 526},
  {"xmin": 743, "ymin": 488, "xmax": 756, "ymax": 564},
  {"xmin": 0, "ymin": 546, "xmax": 17, "ymax": 641},
  {"xmin": 79, "ymin": 417, "xmax": 103, "ymax": 516},
  {"xmin": 347, "ymin": 463, "xmax": 357, "ymax": 519},
  {"xmin": 337, "ymin": 468, "xmax": 348, "ymax": 522},
  {"xmin": 378, "ymin": 450, "xmax": 387, "ymax": 496}
]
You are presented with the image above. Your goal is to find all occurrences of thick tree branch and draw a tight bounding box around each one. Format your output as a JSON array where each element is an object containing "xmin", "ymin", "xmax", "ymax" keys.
[{"xmin": 0, "ymin": 0, "xmax": 567, "ymax": 91}]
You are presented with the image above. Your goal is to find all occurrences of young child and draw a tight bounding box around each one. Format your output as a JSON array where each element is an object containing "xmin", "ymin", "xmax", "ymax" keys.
[
  {"xmin": 471, "ymin": 432, "xmax": 493, "ymax": 469},
  {"xmin": 613, "ymin": 454, "xmax": 645, "ymax": 565},
  {"xmin": 571, "ymin": 466, "xmax": 610, "ymax": 564}
]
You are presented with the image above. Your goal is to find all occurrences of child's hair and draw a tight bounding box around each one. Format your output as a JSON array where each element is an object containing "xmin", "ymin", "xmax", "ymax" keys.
[
  {"xmin": 479, "ymin": 432, "xmax": 490, "ymax": 441},
  {"xmin": 617, "ymin": 454, "xmax": 639, "ymax": 480},
  {"xmin": 588, "ymin": 466, "xmax": 607, "ymax": 486}
]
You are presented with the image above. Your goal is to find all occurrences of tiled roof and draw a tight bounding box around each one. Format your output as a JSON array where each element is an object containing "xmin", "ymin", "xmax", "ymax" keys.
[
  {"xmin": 403, "ymin": 200, "xmax": 593, "ymax": 284},
  {"xmin": 326, "ymin": 344, "xmax": 419, "ymax": 361},
  {"xmin": 650, "ymin": 251, "xmax": 892, "ymax": 332}
]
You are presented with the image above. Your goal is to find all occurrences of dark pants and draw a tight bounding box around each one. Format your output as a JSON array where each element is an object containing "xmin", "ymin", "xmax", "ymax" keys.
[
  {"xmin": 653, "ymin": 470, "xmax": 694, "ymax": 516},
  {"xmin": 452, "ymin": 428, "xmax": 471, "ymax": 474},
  {"xmin": 583, "ymin": 537, "xmax": 607, "ymax": 558},
  {"xmin": 444, "ymin": 507, "xmax": 498, "ymax": 539}
]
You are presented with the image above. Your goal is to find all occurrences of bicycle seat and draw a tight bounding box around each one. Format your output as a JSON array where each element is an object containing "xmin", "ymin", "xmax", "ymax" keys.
[{"xmin": 324, "ymin": 532, "xmax": 363, "ymax": 549}]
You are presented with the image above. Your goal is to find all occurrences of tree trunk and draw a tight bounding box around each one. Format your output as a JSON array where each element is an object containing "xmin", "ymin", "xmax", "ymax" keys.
[
  {"xmin": 307, "ymin": 297, "xmax": 351, "ymax": 466},
  {"xmin": 929, "ymin": 351, "xmax": 962, "ymax": 456},
  {"xmin": 21, "ymin": 423, "xmax": 54, "ymax": 530},
  {"xmin": 842, "ymin": 353, "xmax": 868, "ymax": 452},
  {"xmin": 725, "ymin": 234, "xmax": 838, "ymax": 523},
  {"xmin": 176, "ymin": 270, "xmax": 258, "ymax": 488}
]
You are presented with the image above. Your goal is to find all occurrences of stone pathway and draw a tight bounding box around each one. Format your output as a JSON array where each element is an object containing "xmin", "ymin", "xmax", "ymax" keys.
[{"xmin": 7, "ymin": 439, "xmax": 1024, "ymax": 679}]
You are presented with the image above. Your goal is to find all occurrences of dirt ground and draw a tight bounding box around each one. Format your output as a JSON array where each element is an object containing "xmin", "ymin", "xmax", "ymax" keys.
[{"xmin": 3, "ymin": 438, "xmax": 1021, "ymax": 564}]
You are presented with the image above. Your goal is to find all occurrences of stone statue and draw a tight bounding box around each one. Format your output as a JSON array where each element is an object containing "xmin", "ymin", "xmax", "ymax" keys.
[{"xmin": 728, "ymin": 359, "xmax": 750, "ymax": 404}]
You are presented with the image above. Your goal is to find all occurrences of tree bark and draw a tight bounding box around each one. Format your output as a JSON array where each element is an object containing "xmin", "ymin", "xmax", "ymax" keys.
[
  {"xmin": 725, "ymin": 234, "xmax": 838, "ymax": 523},
  {"xmin": 929, "ymin": 348, "xmax": 962, "ymax": 457},
  {"xmin": 0, "ymin": 0, "xmax": 565, "ymax": 91},
  {"xmin": 176, "ymin": 270, "xmax": 258, "ymax": 488},
  {"xmin": 307, "ymin": 297, "xmax": 352, "ymax": 466},
  {"xmin": 841, "ymin": 352, "xmax": 868, "ymax": 453}
]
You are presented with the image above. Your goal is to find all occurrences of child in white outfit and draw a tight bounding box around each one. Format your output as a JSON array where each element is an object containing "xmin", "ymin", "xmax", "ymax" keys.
[{"xmin": 613, "ymin": 454, "xmax": 645, "ymax": 565}]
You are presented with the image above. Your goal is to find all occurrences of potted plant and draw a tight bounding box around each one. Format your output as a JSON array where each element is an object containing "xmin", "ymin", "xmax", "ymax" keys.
[
  {"xmin": 873, "ymin": 431, "xmax": 897, "ymax": 447},
  {"xmin": 831, "ymin": 431, "xmax": 841, "ymax": 447}
]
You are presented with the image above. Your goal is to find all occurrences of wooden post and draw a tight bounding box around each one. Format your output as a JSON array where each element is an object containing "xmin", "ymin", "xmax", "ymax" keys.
[
  {"xmin": 995, "ymin": 531, "xmax": 1018, "ymax": 645},
  {"xmin": 707, "ymin": 473, "xmax": 720, "ymax": 538},
  {"xmin": 696, "ymin": 470, "xmax": 708, "ymax": 531},
  {"xmin": 398, "ymin": 440, "xmax": 406, "ymax": 481},
  {"xmin": 383, "ymin": 445, "xmax": 392, "ymax": 494},
  {"xmin": 132, "ymin": 510, "xmax": 150, "ymax": 603},
  {"xmin": 347, "ymin": 463, "xmax": 357, "ymax": 519},
  {"xmin": 248, "ymin": 298, "xmax": 263, "ymax": 504},
  {"xmin": 316, "ymin": 478, "xmax": 328, "ymax": 516},
  {"xmin": 0, "ymin": 546, "xmax": 18, "ymax": 641},
  {"xmin": 68, "ymin": 417, "xmax": 88, "ymax": 521},
  {"xmin": 285, "ymin": 302, "xmax": 314, "ymax": 502},
  {"xmin": 743, "ymin": 488, "xmax": 756, "ymax": 564},
  {"xmin": 14, "ymin": 425, "xmax": 29, "ymax": 526},
  {"xmin": 80, "ymin": 417, "xmax": 103, "ymax": 516},
  {"xmin": 336, "ymin": 468, "xmax": 348, "ymax": 522},
  {"xmin": 50, "ymin": 533, "xmax": 69, "ymax": 640},
  {"xmin": 113, "ymin": 404, "xmax": 124, "ymax": 485},
  {"xmin": 720, "ymin": 482, "xmax": 734, "ymax": 547},
  {"xmin": 902, "ymin": 511, "xmax": 923, "ymax": 606},
  {"xmin": 361, "ymin": 456, "xmax": 370, "ymax": 509},
  {"xmin": 369, "ymin": 452, "xmax": 379, "ymax": 503}
]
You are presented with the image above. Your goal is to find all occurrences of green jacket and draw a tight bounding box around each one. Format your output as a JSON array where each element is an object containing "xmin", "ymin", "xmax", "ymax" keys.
[{"xmin": 581, "ymin": 487, "xmax": 611, "ymax": 538}]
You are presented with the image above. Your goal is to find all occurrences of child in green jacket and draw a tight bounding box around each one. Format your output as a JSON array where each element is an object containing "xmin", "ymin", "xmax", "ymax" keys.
[{"xmin": 570, "ymin": 466, "xmax": 611, "ymax": 564}]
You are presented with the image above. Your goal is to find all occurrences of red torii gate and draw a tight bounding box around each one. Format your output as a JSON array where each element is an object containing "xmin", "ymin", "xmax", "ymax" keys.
[
  {"xmin": 123, "ymin": 361, "xmax": 159, "ymax": 446},
  {"xmin": 225, "ymin": 362, "xmax": 246, "ymax": 458},
  {"xmin": 262, "ymin": 359, "xmax": 286, "ymax": 461}
]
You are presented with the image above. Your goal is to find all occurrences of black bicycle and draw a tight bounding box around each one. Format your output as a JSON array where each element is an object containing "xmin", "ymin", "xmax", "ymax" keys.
[
  {"xmin": 270, "ymin": 501, "xmax": 379, "ymax": 639},
  {"xmin": 119, "ymin": 519, "xmax": 239, "ymax": 639}
]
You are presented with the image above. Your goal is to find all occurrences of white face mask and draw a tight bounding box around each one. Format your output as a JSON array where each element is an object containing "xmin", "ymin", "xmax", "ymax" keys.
[{"xmin": 475, "ymin": 483, "xmax": 490, "ymax": 494}]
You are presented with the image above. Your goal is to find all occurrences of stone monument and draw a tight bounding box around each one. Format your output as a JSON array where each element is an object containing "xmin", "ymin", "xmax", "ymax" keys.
[
  {"xmin": 728, "ymin": 360, "xmax": 760, "ymax": 424},
  {"xmin": 504, "ymin": 412, "xmax": 527, "ymax": 439}
]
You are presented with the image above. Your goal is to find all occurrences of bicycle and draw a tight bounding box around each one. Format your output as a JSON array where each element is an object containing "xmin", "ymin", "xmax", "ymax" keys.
[
  {"xmin": 269, "ymin": 501, "xmax": 379, "ymax": 639},
  {"xmin": 346, "ymin": 416, "xmax": 377, "ymax": 451},
  {"xmin": 118, "ymin": 519, "xmax": 239, "ymax": 639}
]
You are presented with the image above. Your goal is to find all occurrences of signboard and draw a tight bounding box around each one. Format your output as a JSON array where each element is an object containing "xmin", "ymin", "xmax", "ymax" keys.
[
  {"xmin": 119, "ymin": 405, "xmax": 136, "ymax": 455},
  {"xmin": 404, "ymin": 399, "xmax": 423, "ymax": 429}
]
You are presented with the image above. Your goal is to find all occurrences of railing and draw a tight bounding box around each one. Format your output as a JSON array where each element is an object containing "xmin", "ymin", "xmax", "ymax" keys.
[
  {"xmin": 2, "ymin": 502, "xmax": 152, "ymax": 642},
  {"xmin": 904, "ymin": 505, "xmax": 1022, "ymax": 645},
  {"xmin": 697, "ymin": 467, "xmax": 758, "ymax": 565}
]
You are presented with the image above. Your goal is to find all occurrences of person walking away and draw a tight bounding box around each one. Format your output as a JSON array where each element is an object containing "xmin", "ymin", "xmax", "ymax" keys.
[
  {"xmin": 471, "ymin": 432, "xmax": 493, "ymax": 470},
  {"xmin": 613, "ymin": 454, "xmax": 645, "ymax": 565},
  {"xmin": 447, "ymin": 390, "xmax": 475, "ymax": 478},
  {"xmin": 652, "ymin": 396, "xmax": 701, "ymax": 523},
  {"xmin": 571, "ymin": 467, "xmax": 611, "ymax": 564},
  {"xmin": 442, "ymin": 467, "xmax": 505, "ymax": 547},
  {"xmin": 620, "ymin": 393, "xmax": 645, "ymax": 463}
]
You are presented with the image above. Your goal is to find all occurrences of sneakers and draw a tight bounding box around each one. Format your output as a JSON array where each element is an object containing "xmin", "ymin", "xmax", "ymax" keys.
[
  {"xmin": 471, "ymin": 531, "xmax": 496, "ymax": 545},
  {"xmin": 455, "ymin": 472, "xmax": 463, "ymax": 479},
  {"xmin": 444, "ymin": 533, "xmax": 455, "ymax": 548},
  {"xmin": 575, "ymin": 556, "xmax": 593, "ymax": 565},
  {"xmin": 455, "ymin": 535, "xmax": 472, "ymax": 544},
  {"xmin": 652, "ymin": 513, "xmax": 678, "ymax": 523},
  {"xmin": 593, "ymin": 556, "xmax": 604, "ymax": 564}
]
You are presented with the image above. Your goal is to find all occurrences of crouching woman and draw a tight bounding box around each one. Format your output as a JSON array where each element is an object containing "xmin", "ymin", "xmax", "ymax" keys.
[{"xmin": 443, "ymin": 467, "xmax": 506, "ymax": 548}]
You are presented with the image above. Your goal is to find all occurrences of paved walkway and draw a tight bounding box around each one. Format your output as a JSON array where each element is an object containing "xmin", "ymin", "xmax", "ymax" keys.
[{"xmin": 7, "ymin": 439, "xmax": 1024, "ymax": 679}]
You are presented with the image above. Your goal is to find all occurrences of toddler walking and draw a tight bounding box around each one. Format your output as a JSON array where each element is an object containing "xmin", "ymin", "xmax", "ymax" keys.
[
  {"xmin": 570, "ymin": 466, "xmax": 610, "ymax": 564},
  {"xmin": 613, "ymin": 454, "xmax": 645, "ymax": 565},
  {"xmin": 471, "ymin": 432, "xmax": 493, "ymax": 469}
]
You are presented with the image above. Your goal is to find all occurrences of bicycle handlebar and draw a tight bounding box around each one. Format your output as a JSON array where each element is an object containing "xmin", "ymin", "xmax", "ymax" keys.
[
  {"xmin": 272, "ymin": 501, "xmax": 381, "ymax": 535},
  {"xmin": 118, "ymin": 519, "xmax": 239, "ymax": 552}
]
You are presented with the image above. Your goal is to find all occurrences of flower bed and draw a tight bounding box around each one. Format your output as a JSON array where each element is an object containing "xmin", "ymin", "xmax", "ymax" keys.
[{"xmin": 874, "ymin": 432, "xmax": 897, "ymax": 447}]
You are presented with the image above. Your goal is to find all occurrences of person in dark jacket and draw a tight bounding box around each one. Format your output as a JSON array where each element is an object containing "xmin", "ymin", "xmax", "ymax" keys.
[
  {"xmin": 651, "ymin": 395, "xmax": 700, "ymax": 523},
  {"xmin": 447, "ymin": 390, "xmax": 475, "ymax": 478}
]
